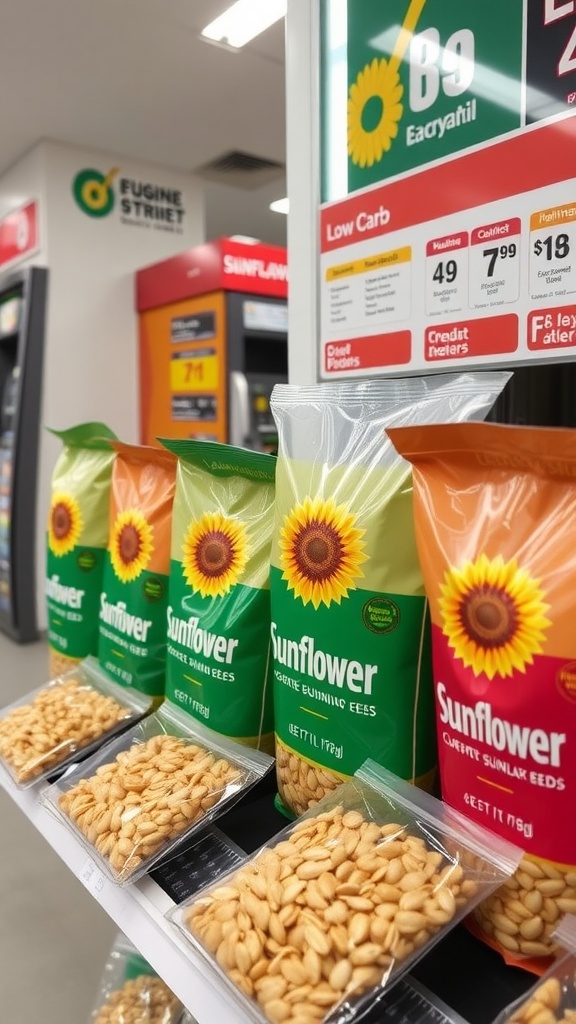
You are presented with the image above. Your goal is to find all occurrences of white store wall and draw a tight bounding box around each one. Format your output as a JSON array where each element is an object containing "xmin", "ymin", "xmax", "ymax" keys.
[{"xmin": 0, "ymin": 139, "xmax": 205, "ymax": 631}]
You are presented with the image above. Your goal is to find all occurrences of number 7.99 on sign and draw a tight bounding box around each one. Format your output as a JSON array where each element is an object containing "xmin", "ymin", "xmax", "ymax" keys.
[
  {"xmin": 469, "ymin": 218, "xmax": 521, "ymax": 308},
  {"xmin": 425, "ymin": 232, "xmax": 469, "ymax": 316}
]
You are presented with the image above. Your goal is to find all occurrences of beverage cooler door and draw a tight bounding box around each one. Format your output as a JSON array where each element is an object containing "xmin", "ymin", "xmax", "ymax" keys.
[{"xmin": 0, "ymin": 267, "xmax": 48, "ymax": 643}]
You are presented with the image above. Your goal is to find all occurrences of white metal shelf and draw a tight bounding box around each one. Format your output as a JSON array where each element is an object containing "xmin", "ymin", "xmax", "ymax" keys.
[{"xmin": 0, "ymin": 771, "xmax": 251, "ymax": 1024}]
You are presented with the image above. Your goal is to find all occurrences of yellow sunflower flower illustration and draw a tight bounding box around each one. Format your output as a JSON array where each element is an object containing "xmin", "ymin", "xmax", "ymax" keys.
[
  {"xmin": 439, "ymin": 554, "xmax": 551, "ymax": 680},
  {"xmin": 110, "ymin": 508, "xmax": 154, "ymax": 583},
  {"xmin": 280, "ymin": 496, "xmax": 367, "ymax": 610},
  {"xmin": 348, "ymin": 57, "xmax": 404, "ymax": 168},
  {"xmin": 48, "ymin": 492, "xmax": 83, "ymax": 556},
  {"xmin": 182, "ymin": 512, "xmax": 248, "ymax": 598}
]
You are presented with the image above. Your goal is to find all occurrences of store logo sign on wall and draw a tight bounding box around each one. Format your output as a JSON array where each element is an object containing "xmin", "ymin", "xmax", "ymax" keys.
[
  {"xmin": 72, "ymin": 166, "xmax": 186, "ymax": 234},
  {"xmin": 73, "ymin": 167, "xmax": 118, "ymax": 217}
]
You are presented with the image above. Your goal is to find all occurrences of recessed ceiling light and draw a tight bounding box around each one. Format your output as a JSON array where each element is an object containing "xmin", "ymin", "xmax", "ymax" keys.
[
  {"xmin": 200, "ymin": 0, "xmax": 287, "ymax": 50},
  {"xmin": 229, "ymin": 234, "xmax": 261, "ymax": 244},
  {"xmin": 269, "ymin": 197, "xmax": 289, "ymax": 214}
]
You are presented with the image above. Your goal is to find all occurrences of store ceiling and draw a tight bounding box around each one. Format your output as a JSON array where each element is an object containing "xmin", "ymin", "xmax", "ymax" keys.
[{"xmin": 0, "ymin": 0, "xmax": 288, "ymax": 246}]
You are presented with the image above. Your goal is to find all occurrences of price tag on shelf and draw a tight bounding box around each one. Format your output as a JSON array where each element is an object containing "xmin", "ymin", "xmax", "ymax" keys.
[
  {"xmin": 529, "ymin": 204, "xmax": 576, "ymax": 301},
  {"xmin": 149, "ymin": 828, "xmax": 245, "ymax": 905},
  {"xmin": 425, "ymin": 233, "xmax": 469, "ymax": 316},
  {"xmin": 80, "ymin": 858, "xmax": 107, "ymax": 900},
  {"xmin": 469, "ymin": 218, "xmax": 521, "ymax": 309}
]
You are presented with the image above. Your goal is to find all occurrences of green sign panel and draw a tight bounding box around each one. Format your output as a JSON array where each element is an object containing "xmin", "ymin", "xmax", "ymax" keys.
[{"xmin": 321, "ymin": 0, "xmax": 524, "ymax": 201}]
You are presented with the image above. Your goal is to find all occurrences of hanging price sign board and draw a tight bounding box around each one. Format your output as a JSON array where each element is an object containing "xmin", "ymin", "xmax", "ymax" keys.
[{"xmin": 318, "ymin": 0, "xmax": 576, "ymax": 375}]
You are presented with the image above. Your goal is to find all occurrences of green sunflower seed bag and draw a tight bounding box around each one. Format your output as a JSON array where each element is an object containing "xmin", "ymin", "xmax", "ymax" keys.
[
  {"xmin": 269, "ymin": 372, "xmax": 510, "ymax": 818},
  {"xmin": 46, "ymin": 422, "xmax": 117, "ymax": 679},
  {"xmin": 97, "ymin": 443, "xmax": 177, "ymax": 701},
  {"xmin": 160, "ymin": 439, "xmax": 276, "ymax": 752}
]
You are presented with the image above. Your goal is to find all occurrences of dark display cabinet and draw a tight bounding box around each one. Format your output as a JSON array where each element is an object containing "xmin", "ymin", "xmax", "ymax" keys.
[{"xmin": 0, "ymin": 265, "xmax": 48, "ymax": 642}]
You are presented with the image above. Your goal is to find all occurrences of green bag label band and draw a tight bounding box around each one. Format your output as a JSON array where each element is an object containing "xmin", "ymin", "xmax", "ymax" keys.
[
  {"xmin": 160, "ymin": 437, "xmax": 276, "ymax": 482},
  {"xmin": 46, "ymin": 547, "xmax": 105, "ymax": 658},
  {"xmin": 165, "ymin": 577, "xmax": 274, "ymax": 740},
  {"xmin": 48, "ymin": 421, "xmax": 118, "ymax": 449},
  {"xmin": 271, "ymin": 568, "xmax": 436, "ymax": 779},
  {"xmin": 98, "ymin": 570, "xmax": 169, "ymax": 697}
]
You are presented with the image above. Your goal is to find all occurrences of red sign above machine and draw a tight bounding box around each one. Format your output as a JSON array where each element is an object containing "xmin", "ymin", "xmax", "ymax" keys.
[
  {"xmin": 0, "ymin": 201, "xmax": 40, "ymax": 272},
  {"xmin": 136, "ymin": 237, "xmax": 288, "ymax": 312}
]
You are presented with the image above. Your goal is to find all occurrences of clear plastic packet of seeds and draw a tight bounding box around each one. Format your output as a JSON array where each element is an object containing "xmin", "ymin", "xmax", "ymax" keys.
[
  {"xmin": 87, "ymin": 931, "xmax": 182, "ymax": 1024},
  {"xmin": 0, "ymin": 656, "xmax": 152, "ymax": 789},
  {"xmin": 491, "ymin": 915, "xmax": 576, "ymax": 1024},
  {"xmin": 42, "ymin": 700, "xmax": 274, "ymax": 885},
  {"xmin": 167, "ymin": 758, "xmax": 522, "ymax": 1024}
]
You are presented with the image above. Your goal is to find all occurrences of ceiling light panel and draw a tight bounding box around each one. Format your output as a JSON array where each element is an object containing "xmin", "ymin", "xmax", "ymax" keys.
[{"xmin": 201, "ymin": 0, "xmax": 287, "ymax": 49}]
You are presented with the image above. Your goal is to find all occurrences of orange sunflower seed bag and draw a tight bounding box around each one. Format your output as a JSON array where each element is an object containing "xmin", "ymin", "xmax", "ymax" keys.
[
  {"xmin": 97, "ymin": 443, "xmax": 176, "ymax": 702},
  {"xmin": 387, "ymin": 420, "xmax": 576, "ymax": 971}
]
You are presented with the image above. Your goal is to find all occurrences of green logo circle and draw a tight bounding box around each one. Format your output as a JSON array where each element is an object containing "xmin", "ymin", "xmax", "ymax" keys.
[
  {"xmin": 362, "ymin": 596, "xmax": 400, "ymax": 634},
  {"xmin": 72, "ymin": 168, "xmax": 116, "ymax": 217},
  {"xmin": 143, "ymin": 577, "xmax": 165, "ymax": 603},
  {"xmin": 77, "ymin": 550, "xmax": 97, "ymax": 572}
]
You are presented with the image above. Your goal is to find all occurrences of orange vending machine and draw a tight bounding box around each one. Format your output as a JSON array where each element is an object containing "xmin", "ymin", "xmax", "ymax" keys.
[{"xmin": 136, "ymin": 237, "xmax": 288, "ymax": 451}]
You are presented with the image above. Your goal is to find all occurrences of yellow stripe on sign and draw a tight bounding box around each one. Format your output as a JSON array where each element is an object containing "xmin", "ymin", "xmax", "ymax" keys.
[
  {"xmin": 299, "ymin": 706, "xmax": 329, "ymax": 721},
  {"xmin": 326, "ymin": 247, "xmax": 411, "ymax": 281},
  {"xmin": 112, "ymin": 649, "xmax": 125, "ymax": 659},
  {"xmin": 389, "ymin": 0, "xmax": 428, "ymax": 76},
  {"xmin": 530, "ymin": 204, "xmax": 576, "ymax": 231},
  {"xmin": 183, "ymin": 673, "xmax": 203, "ymax": 687}
]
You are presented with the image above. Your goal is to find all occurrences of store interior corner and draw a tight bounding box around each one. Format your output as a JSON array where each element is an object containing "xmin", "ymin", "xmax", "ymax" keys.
[{"xmin": 2, "ymin": 3, "xmax": 576, "ymax": 1024}]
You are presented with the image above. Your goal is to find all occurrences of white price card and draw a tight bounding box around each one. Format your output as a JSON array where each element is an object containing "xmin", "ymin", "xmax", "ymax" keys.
[
  {"xmin": 425, "ymin": 232, "xmax": 469, "ymax": 316},
  {"xmin": 324, "ymin": 247, "xmax": 412, "ymax": 333},
  {"xmin": 469, "ymin": 218, "xmax": 521, "ymax": 309},
  {"xmin": 529, "ymin": 203, "xmax": 576, "ymax": 301},
  {"xmin": 80, "ymin": 858, "xmax": 107, "ymax": 900}
]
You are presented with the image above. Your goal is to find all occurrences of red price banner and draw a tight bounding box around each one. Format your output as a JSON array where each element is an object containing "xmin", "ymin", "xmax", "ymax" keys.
[{"xmin": 0, "ymin": 200, "xmax": 39, "ymax": 271}]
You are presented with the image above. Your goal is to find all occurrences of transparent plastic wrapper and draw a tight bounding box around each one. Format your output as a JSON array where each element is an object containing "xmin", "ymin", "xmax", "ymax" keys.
[
  {"xmin": 387, "ymin": 421, "xmax": 576, "ymax": 969},
  {"xmin": 492, "ymin": 916, "xmax": 576, "ymax": 1024},
  {"xmin": 46, "ymin": 422, "xmax": 118, "ymax": 678},
  {"xmin": 43, "ymin": 701, "xmax": 274, "ymax": 885},
  {"xmin": 87, "ymin": 932, "xmax": 182, "ymax": 1024},
  {"xmin": 270, "ymin": 372, "xmax": 511, "ymax": 817},
  {"xmin": 0, "ymin": 656, "xmax": 152, "ymax": 788},
  {"xmin": 169, "ymin": 759, "xmax": 522, "ymax": 1024}
]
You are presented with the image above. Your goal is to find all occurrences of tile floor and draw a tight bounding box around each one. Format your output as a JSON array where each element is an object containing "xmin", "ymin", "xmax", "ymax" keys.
[{"xmin": 0, "ymin": 633, "xmax": 117, "ymax": 1023}]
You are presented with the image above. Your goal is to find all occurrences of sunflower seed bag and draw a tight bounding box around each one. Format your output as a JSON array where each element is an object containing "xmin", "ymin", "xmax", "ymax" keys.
[
  {"xmin": 97, "ymin": 443, "xmax": 176, "ymax": 701},
  {"xmin": 160, "ymin": 439, "xmax": 276, "ymax": 752},
  {"xmin": 387, "ymin": 421, "xmax": 576, "ymax": 969},
  {"xmin": 270, "ymin": 373, "xmax": 510, "ymax": 817},
  {"xmin": 46, "ymin": 423, "xmax": 117, "ymax": 678}
]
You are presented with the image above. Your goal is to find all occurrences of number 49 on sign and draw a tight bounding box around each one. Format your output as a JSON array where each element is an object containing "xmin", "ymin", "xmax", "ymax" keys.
[{"xmin": 425, "ymin": 232, "xmax": 469, "ymax": 316}]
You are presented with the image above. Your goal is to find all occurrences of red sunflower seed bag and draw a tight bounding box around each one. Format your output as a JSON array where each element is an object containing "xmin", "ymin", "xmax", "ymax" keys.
[
  {"xmin": 97, "ymin": 443, "xmax": 176, "ymax": 702},
  {"xmin": 387, "ymin": 420, "xmax": 576, "ymax": 972}
]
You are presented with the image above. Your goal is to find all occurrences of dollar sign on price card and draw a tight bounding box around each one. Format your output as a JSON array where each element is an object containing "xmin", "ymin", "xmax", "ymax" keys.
[{"xmin": 529, "ymin": 204, "xmax": 576, "ymax": 301}]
